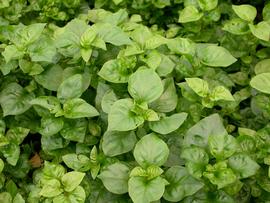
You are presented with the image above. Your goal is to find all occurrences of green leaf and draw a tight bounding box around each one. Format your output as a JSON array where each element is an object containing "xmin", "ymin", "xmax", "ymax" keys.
[
  {"xmin": 102, "ymin": 131, "xmax": 137, "ymax": 156},
  {"xmin": 1, "ymin": 143, "xmax": 20, "ymax": 166},
  {"xmin": 53, "ymin": 186, "xmax": 85, "ymax": 203},
  {"xmin": 0, "ymin": 83, "xmax": 34, "ymax": 116},
  {"xmin": 60, "ymin": 118, "xmax": 87, "ymax": 142},
  {"xmin": 210, "ymin": 86, "xmax": 235, "ymax": 101},
  {"xmin": 249, "ymin": 21, "xmax": 270, "ymax": 41},
  {"xmin": 228, "ymin": 154, "xmax": 260, "ymax": 178},
  {"xmin": 62, "ymin": 154, "xmax": 91, "ymax": 172},
  {"xmin": 0, "ymin": 192, "xmax": 12, "ymax": 203},
  {"xmin": 40, "ymin": 179, "xmax": 63, "ymax": 197},
  {"xmin": 254, "ymin": 59, "xmax": 270, "ymax": 74},
  {"xmin": 0, "ymin": 159, "xmax": 4, "ymax": 173},
  {"xmin": 196, "ymin": 45, "xmax": 237, "ymax": 67},
  {"xmin": 167, "ymin": 38, "xmax": 195, "ymax": 55},
  {"xmin": 134, "ymin": 133, "xmax": 169, "ymax": 168},
  {"xmin": 208, "ymin": 134, "xmax": 238, "ymax": 160},
  {"xmin": 6, "ymin": 127, "xmax": 29, "ymax": 145},
  {"xmin": 163, "ymin": 166, "xmax": 204, "ymax": 202},
  {"xmin": 2, "ymin": 45, "xmax": 24, "ymax": 63},
  {"xmin": 101, "ymin": 90, "xmax": 118, "ymax": 113},
  {"xmin": 184, "ymin": 113, "xmax": 227, "ymax": 148},
  {"xmin": 185, "ymin": 78, "xmax": 209, "ymax": 97},
  {"xmin": 250, "ymin": 73, "xmax": 270, "ymax": 94},
  {"xmin": 178, "ymin": 6, "xmax": 203, "ymax": 23},
  {"xmin": 80, "ymin": 48, "xmax": 92, "ymax": 62},
  {"xmin": 57, "ymin": 74, "xmax": 84, "ymax": 102},
  {"xmin": 63, "ymin": 98, "xmax": 99, "ymax": 119},
  {"xmin": 149, "ymin": 113, "xmax": 187, "ymax": 134},
  {"xmin": 223, "ymin": 18, "xmax": 250, "ymax": 35},
  {"xmin": 39, "ymin": 116, "xmax": 64, "ymax": 136},
  {"xmin": 232, "ymin": 4, "xmax": 257, "ymax": 22},
  {"xmin": 203, "ymin": 162, "xmax": 237, "ymax": 189},
  {"xmin": 30, "ymin": 96, "xmax": 62, "ymax": 114},
  {"xmin": 18, "ymin": 23, "xmax": 46, "ymax": 46},
  {"xmin": 198, "ymin": 0, "xmax": 218, "ymax": 11},
  {"xmin": 93, "ymin": 23, "xmax": 131, "ymax": 46},
  {"xmin": 128, "ymin": 68, "xmax": 163, "ymax": 103},
  {"xmin": 19, "ymin": 59, "xmax": 43, "ymax": 76},
  {"xmin": 61, "ymin": 171, "xmax": 85, "ymax": 192},
  {"xmin": 181, "ymin": 147, "xmax": 209, "ymax": 178},
  {"xmin": 150, "ymin": 78, "xmax": 178, "ymax": 113},
  {"xmin": 98, "ymin": 163, "xmax": 129, "ymax": 194},
  {"xmin": 128, "ymin": 176, "xmax": 166, "ymax": 203},
  {"xmin": 98, "ymin": 59, "xmax": 131, "ymax": 83},
  {"xmin": 34, "ymin": 65, "xmax": 63, "ymax": 91},
  {"xmin": 41, "ymin": 161, "xmax": 66, "ymax": 182},
  {"xmin": 13, "ymin": 193, "xmax": 25, "ymax": 203},
  {"xmin": 108, "ymin": 98, "xmax": 144, "ymax": 131}
]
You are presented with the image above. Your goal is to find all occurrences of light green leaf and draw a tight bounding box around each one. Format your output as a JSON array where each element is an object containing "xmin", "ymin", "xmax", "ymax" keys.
[
  {"xmin": 61, "ymin": 171, "xmax": 85, "ymax": 192},
  {"xmin": 101, "ymin": 90, "xmax": 118, "ymax": 113},
  {"xmin": 134, "ymin": 133, "xmax": 169, "ymax": 168},
  {"xmin": 196, "ymin": 45, "xmax": 237, "ymax": 67},
  {"xmin": 128, "ymin": 68, "xmax": 163, "ymax": 103},
  {"xmin": 6, "ymin": 127, "xmax": 29, "ymax": 145},
  {"xmin": 232, "ymin": 4, "xmax": 257, "ymax": 22},
  {"xmin": 167, "ymin": 38, "xmax": 195, "ymax": 55},
  {"xmin": 198, "ymin": 0, "xmax": 218, "ymax": 11},
  {"xmin": 228, "ymin": 154, "xmax": 260, "ymax": 178},
  {"xmin": 13, "ymin": 193, "xmax": 25, "ymax": 203},
  {"xmin": 1, "ymin": 143, "xmax": 20, "ymax": 166},
  {"xmin": 163, "ymin": 166, "xmax": 204, "ymax": 202},
  {"xmin": 254, "ymin": 59, "xmax": 270, "ymax": 74},
  {"xmin": 0, "ymin": 83, "xmax": 34, "ymax": 116},
  {"xmin": 63, "ymin": 98, "xmax": 99, "ymax": 119},
  {"xmin": 57, "ymin": 74, "xmax": 83, "ymax": 102},
  {"xmin": 185, "ymin": 78, "xmax": 209, "ymax": 97},
  {"xmin": 150, "ymin": 78, "xmax": 178, "ymax": 113},
  {"xmin": 0, "ymin": 192, "xmax": 12, "ymax": 203},
  {"xmin": 62, "ymin": 154, "xmax": 91, "ymax": 172},
  {"xmin": 39, "ymin": 116, "xmax": 64, "ymax": 136},
  {"xmin": 181, "ymin": 147, "xmax": 209, "ymax": 178},
  {"xmin": 128, "ymin": 176, "xmax": 166, "ymax": 203},
  {"xmin": 53, "ymin": 186, "xmax": 85, "ymax": 203},
  {"xmin": 2, "ymin": 45, "xmax": 24, "ymax": 63},
  {"xmin": 30, "ymin": 96, "xmax": 62, "ymax": 114},
  {"xmin": 178, "ymin": 6, "xmax": 203, "ymax": 23},
  {"xmin": 149, "ymin": 113, "xmax": 187, "ymax": 134},
  {"xmin": 60, "ymin": 118, "xmax": 87, "ymax": 142},
  {"xmin": 210, "ymin": 86, "xmax": 235, "ymax": 101},
  {"xmin": 102, "ymin": 131, "xmax": 137, "ymax": 156},
  {"xmin": 40, "ymin": 179, "xmax": 63, "ymax": 198},
  {"xmin": 250, "ymin": 73, "xmax": 270, "ymax": 94},
  {"xmin": 35, "ymin": 65, "xmax": 64, "ymax": 91},
  {"xmin": 80, "ymin": 48, "xmax": 92, "ymax": 62},
  {"xmin": 98, "ymin": 59, "xmax": 131, "ymax": 83},
  {"xmin": 203, "ymin": 162, "xmax": 237, "ymax": 189},
  {"xmin": 98, "ymin": 163, "xmax": 129, "ymax": 194},
  {"xmin": 223, "ymin": 18, "xmax": 250, "ymax": 35},
  {"xmin": 249, "ymin": 21, "xmax": 270, "ymax": 41},
  {"xmin": 184, "ymin": 113, "xmax": 227, "ymax": 148},
  {"xmin": 108, "ymin": 98, "xmax": 144, "ymax": 131},
  {"xmin": 18, "ymin": 23, "xmax": 46, "ymax": 46}
]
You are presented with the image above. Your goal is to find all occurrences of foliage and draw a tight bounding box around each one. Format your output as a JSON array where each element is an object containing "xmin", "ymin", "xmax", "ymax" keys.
[{"xmin": 0, "ymin": 0, "xmax": 270, "ymax": 202}]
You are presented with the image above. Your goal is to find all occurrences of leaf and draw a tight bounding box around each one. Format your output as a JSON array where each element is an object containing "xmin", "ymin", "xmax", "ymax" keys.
[
  {"xmin": 63, "ymin": 98, "xmax": 99, "ymax": 119},
  {"xmin": 57, "ymin": 74, "xmax": 83, "ymax": 102},
  {"xmin": 150, "ymin": 78, "xmax": 178, "ymax": 112},
  {"xmin": 198, "ymin": 0, "xmax": 218, "ymax": 11},
  {"xmin": 62, "ymin": 154, "xmax": 91, "ymax": 172},
  {"xmin": 210, "ymin": 86, "xmax": 235, "ymax": 101},
  {"xmin": 149, "ymin": 113, "xmax": 187, "ymax": 134},
  {"xmin": 61, "ymin": 171, "xmax": 85, "ymax": 192},
  {"xmin": 228, "ymin": 154, "xmax": 260, "ymax": 178},
  {"xmin": 163, "ymin": 166, "xmax": 203, "ymax": 202},
  {"xmin": 101, "ymin": 90, "xmax": 118, "ymax": 113},
  {"xmin": 249, "ymin": 21, "xmax": 270, "ymax": 41},
  {"xmin": 1, "ymin": 143, "xmax": 20, "ymax": 166},
  {"xmin": 108, "ymin": 98, "xmax": 144, "ymax": 131},
  {"xmin": 128, "ymin": 176, "xmax": 166, "ymax": 203},
  {"xmin": 102, "ymin": 131, "xmax": 137, "ymax": 156},
  {"xmin": 167, "ymin": 38, "xmax": 195, "ymax": 55},
  {"xmin": 40, "ymin": 179, "xmax": 63, "ymax": 198},
  {"xmin": 128, "ymin": 68, "xmax": 163, "ymax": 103},
  {"xmin": 98, "ymin": 59, "xmax": 131, "ymax": 83},
  {"xmin": 250, "ymin": 73, "xmax": 270, "ymax": 94},
  {"xmin": 0, "ymin": 83, "xmax": 34, "ymax": 116},
  {"xmin": 208, "ymin": 134, "xmax": 238, "ymax": 160},
  {"xmin": 133, "ymin": 133, "xmax": 169, "ymax": 168},
  {"xmin": 254, "ymin": 59, "xmax": 270, "ymax": 74},
  {"xmin": 60, "ymin": 118, "xmax": 87, "ymax": 142},
  {"xmin": 6, "ymin": 127, "xmax": 29, "ymax": 145},
  {"xmin": 232, "ymin": 4, "xmax": 257, "ymax": 22},
  {"xmin": 98, "ymin": 163, "xmax": 129, "ymax": 194},
  {"xmin": 2, "ymin": 45, "xmax": 24, "ymax": 63},
  {"xmin": 196, "ymin": 45, "xmax": 237, "ymax": 67},
  {"xmin": 184, "ymin": 113, "xmax": 227, "ymax": 148},
  {"xmin": 178, "ymin": 6, "xmax": 203, "ymax": 23},
  {"xmin": 53, "ymin": 186, "xmax": 86, "ymax": 203},
  {"xmin": 185, "ymin": 78, "xmax": 209, "ymax": 97},
  {"xmin": 35, "ymin": 65, "xmax": 64, "ymax": 91},
  {"xmin": 39, "ymin": 116, "xmax": 64, "ymax": 136}
]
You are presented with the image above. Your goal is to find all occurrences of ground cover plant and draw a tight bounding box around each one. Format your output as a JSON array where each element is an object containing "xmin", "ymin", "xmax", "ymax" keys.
[{"xmin": 0, "ymin": 0, "xmax": 270, "ymax": 202}]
